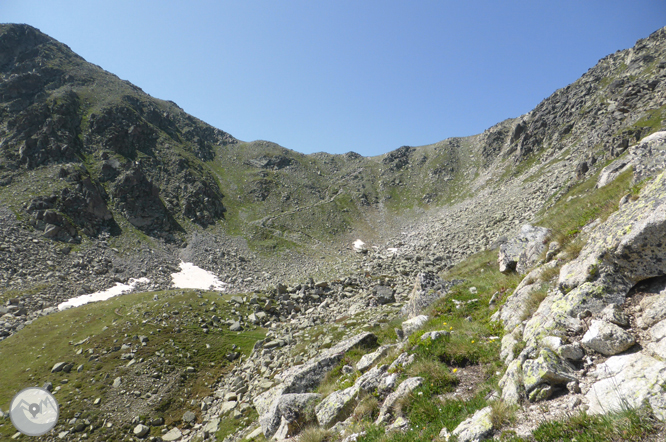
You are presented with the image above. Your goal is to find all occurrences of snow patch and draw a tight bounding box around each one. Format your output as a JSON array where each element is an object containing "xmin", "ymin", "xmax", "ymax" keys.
[
  {"xmin": 58, "ymin": 277, "xmax": 151, "ymax": 310},
  {"xmin": 171, "ymin": 262, "xmax": 227, "ymax": 291},
  {"xmin": 353, "ymin": 239, "xmax": 366, "ymax": 251}
]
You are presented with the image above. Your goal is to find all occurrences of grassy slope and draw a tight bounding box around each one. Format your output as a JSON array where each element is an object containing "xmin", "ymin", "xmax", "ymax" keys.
[{"xmin": 0, "ymin": 289, "xmax": 265, "ymax": 440}]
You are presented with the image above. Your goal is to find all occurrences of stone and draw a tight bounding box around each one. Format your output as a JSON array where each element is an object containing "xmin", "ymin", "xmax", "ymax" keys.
[
  {"xmin": 439, "ymin": 426, "xmax": 452, "ymax": 441},
  {"xmin": 273, "ymin": 393, "xmax": 321, "ymax": 438},
  {"xmin": 499, "ymin": 263, "xmax": 556, "ymax": 331},
  {"xmin": 388, "ymin": 352, "xmax": 415, "ymax": 371},
  {"xmin": 354, "ymin": 365, "xmax": 388, "ymax": 393},
  {"xmin": 219, "ymin": 401, "xmax": 237, "ymax": 414},
  {"xmin": 316, "ymin": 386, "xmax": 360, "ymax": 428},
  {"xmin": 376, "ymin": 377, "xmax": 423, "ymax": 424},
  {"xmin": 51, "ymin": 362, "xmax": 67, "ymax": 373},
  {"xmin": 133, "ymin": 424, "xmax": 150, "ymax": 438},
  {"xmin": 386, "ymin": 416, "xmax": 409, "ymax": 432},
  {"xmin": 246, "ymin": 427, "xmax": 263, "ymax": 440},
  {"xmin": 203, "ymin": 418, "xmax": 220, "ymax": 435},
  {"xmin": 452, "ymin": 406, "xmax": 493, "ymax": 442},
  {"xmin": 522, "ymin": 349, "xmax": 576, "ymax": 394},
  {"xmin": 586, "ymin": 352, "xmax": 666, "ymax": 420},
  {"xmin": 373, "ymin": 286, "xmax": 395, "ymax": 305},
  {"xmin": 498, "ymin": 224, "xmax": 549, "ymax": 274},
  {"xmin": 258, "ymin": 393, "xmax": 320, "ymax": 438},
  {"xmin": 356, "ymin": 345, "xmax": 392, "ymax": 372},
  {"xmin": 230, "ymin": 321, "xmax": 242, "ymax": 331},
  {"xmin": 556, "ymin": 343, "xmax": 585, "ymax": 361},
  {"xmin": 528, "ymin": 384, "xmax": 553, "ymax": 402},
  {"xmin": 420, "ymin": 330, "xmax": 450, "ymax": 342},
  {"xmin": 401, "ymin": 273, "xmax": 460, "ymax": 318},
  {"xmin": 601, "ymin": 304, "xmax": 629, "ymax": 327},
  {"xmin": 637, "ymin": 291, "xmax": 666, "ymax": 329},
  {"xmin": 162, "ymin": 427, "xmax": 183, "ymax": 441},
  {"xmin": 112, "ymin": 377, "xmax": 122, "ymax": 388},
  {"xmin": 499, "ymin": 360, "xmax": 523, "ymax": 405},
  {"xmin": 581, "ymin": 320, "xmax": 635, "ymax": 356},
  {"xmin": 378, "ymin": 373, "xmax": 398, "ymax": 396},
  {"xmin": 182, "ymin": 410, "xmax": 196, "ymax": 424},
  {"xmin": 401, "ymin": 315, "xmax": 429, "ymax": 337}
]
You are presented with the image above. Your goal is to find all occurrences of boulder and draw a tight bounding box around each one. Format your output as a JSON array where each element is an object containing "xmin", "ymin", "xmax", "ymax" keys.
[
  {"xmin": 499, "ymin": 360, "xmax": 523, "ymax": 405},
  {"xmin": 586, "ymin": 352, "xmax": 666, "ymax": 420},
  {"xmin": 451, "ymin": 406, "xmax": 493, "ymax": 442},
  {"xmin": 356, "ymin": 345, "xmax": 392, "ymax": 372},
  {"xmin": 133, "ymin": 424, "xmax": 150, "ymax": 438},
  {"xmin": 376, "ymin": 377, "xmax": 423, "ymax": 424},
  {"xmin": 388, "ymin": 352, "xmax": 415, "ymax": 371},
  {"xmin": 373, "ymin": 286, "xmax": 395, "ymax": 305},
  {"xmin": 498, "ymin": 224, "xmax": 549, "ymax": 274},
  {"xmin": 637, "ymin": 291, "xmax": 666, "ymax": 329},
  {"xmin": 522, "ymin": 349, "xmax": 576, "ymax": 395},
  {"xmin": 581, "ymin": 320, "xmax": 635, "ymax": 356},
  {"xmin": 355, "ymin": 365, "xmax": 388, "ymax": 393},
  {"xmin": 401, "ymin": 315, "xmax": 429, "ymax": 337},
  {"xmin": 162, "ymin": 427, "xmax": 183, "ymax": 441},
  {"xmin": 257, "ymin": 393, "xmax": 320, "ymax": 439},
  {"xmin": 273, "ymin": 393, "xmax": 321, "ymax": 438},
  {"xmin": 254, "ymin": 333, "xmax": 376, "ymax": 438},
  {"xmin": 401, "ymin": 273, "xmax": 460, "ymax": 318},
  {"xmin": 316, "ymin": 386, "xmax": 360, "ymax": 428}
]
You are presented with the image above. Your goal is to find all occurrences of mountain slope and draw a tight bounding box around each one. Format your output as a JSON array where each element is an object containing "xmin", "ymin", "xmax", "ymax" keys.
[{"xmin": 1, "ymin": 23, "xmax": 666, "ymax": 442}]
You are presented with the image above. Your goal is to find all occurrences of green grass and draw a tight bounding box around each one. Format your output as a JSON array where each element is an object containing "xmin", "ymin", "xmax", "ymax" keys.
[
  {"xmin": 536, "ymin": 166, "xmax": 636, "ymax": 261},
  {"xmin": 498, "ymin": 406, "xmax": 663, "ymax": 442},
  {"xmin": 0, "ymin": 289, "xmax": 266, "ymax": 440}
]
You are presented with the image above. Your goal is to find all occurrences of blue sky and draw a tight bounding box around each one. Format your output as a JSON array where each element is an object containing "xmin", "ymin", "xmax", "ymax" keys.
[{"xmin": 2, "ymin": 1, "xmax": 665, "ymax": 156}]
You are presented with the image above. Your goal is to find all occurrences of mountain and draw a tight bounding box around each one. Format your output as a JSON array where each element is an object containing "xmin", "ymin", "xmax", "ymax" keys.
[{"xmin": 0, "ymin": 23, "xmax": 666, "ymax": 442}]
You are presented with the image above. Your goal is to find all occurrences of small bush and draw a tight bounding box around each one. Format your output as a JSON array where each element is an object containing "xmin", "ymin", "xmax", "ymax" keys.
[{"xmin": 490, "ymin": 400, "xmax": 517, "ymax": 430}]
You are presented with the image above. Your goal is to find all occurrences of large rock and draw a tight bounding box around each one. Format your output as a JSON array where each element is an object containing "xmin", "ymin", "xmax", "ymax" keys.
[
  {"xmin": 257, "ymin": 393, "xmax": 320, "ymax": 439},
  {"xmin": 498, "ymin": 262, "xmax": 556, "ymax": 332},
  {"xmin": 499, "ymin": 360, "xmax": 523, "ymax": 405},
  {"xmin": 375, "ymin": 377, "xmax": 423, "ymax": 424},
  {"xmin": 597, "ymin": 131, "xmax": 666, "ymax": 188},
  {"xmin": 586, "ymin": 352, "xmax": 666, "ymax": 420},
  {"xmin": 133, "ymin": 424, "xmax": 150, "ymax": 438},
  {"xmin": 401, "ymin": 315, "xmax": 429, "ymax": 337},
  {"xmin": 401, "ymin": 273, "xmax": 460, "ymax": 318},
  {"xmin": 355, "ymin": 365, "xmax": 388, "ymax": 393},
  {"xmin": 273, "ymin": 393, "xmax": 321, "ymax": 439},
  {"xmin": 522, "ymin": 349, "xmax": 576, "ymax": 395},
  {"xmin": 581, "ymin": 319, "xmax": 635, "ymax": 356},
  {"xmin": 637, "ymin": 291, "xmax": 666, "ymax": 329},
  {"xmin": 254, "ymin": 332, "xmax": 376, "ymax": 438},
  {"xmin": 316, "ymin": 386, "xmax": 360, "ymax": 428},
  {"xmin": 373, "ymin": 286, "xmax": 396, "ymax": 305},
  {"xmin": 498, "ymin": 224, "xmax": 549, "ymax": 274},
  {"xmin": 451, "ymin": 406, "xmax": 493, "ymax": 442},
  {"xmin": 356, "ymin": 345, "xmax": 392, "ymax": 372},
  {"xmin": 560, "ymin": 170, "xmax": 666, "ymax": 292}
]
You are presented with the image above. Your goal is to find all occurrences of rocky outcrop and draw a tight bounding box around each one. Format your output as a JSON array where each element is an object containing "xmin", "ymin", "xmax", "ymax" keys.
[
  {"xmin": 451, "ymin": 406, "xmax": 494, "ymax": 442},
  {"xmin": 254, "ymin": 332, "xmax": 377, "ymax": 438},
  {"xmin": 498, "ymin": 224, "xmax": 549, "ymax": 274},
  {"xmin": 401, "ymin": 273, "xmax": 460, "ymax": 318}
]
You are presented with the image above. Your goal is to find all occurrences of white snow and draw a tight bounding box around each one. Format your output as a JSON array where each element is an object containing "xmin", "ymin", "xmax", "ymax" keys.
[
  {"xmin": 353, "ymin": 239, "xmax": 366, "ymax": 251},
  {"xmin": 58, "ymin": 277, "xmax": 151, "ymax": 311},
  {"xmin": 170, "ymin": 262, "xmax": 227, "ymax": 291}
]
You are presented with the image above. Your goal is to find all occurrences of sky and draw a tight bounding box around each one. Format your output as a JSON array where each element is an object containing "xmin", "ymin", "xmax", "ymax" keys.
[{"xmin": 2, "ymin": 1, "xmax": 665, "ymax": 156}]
